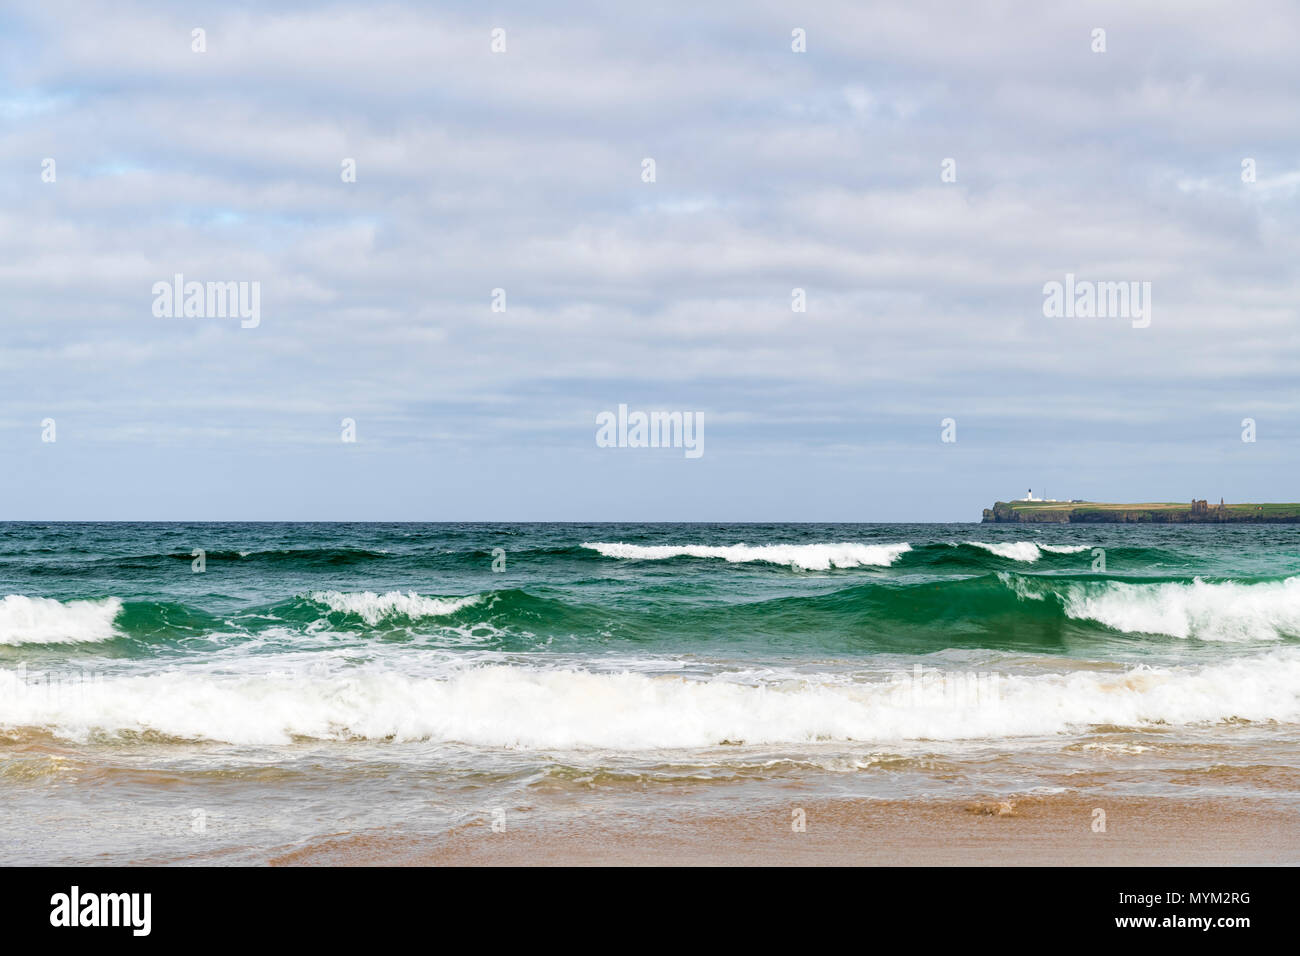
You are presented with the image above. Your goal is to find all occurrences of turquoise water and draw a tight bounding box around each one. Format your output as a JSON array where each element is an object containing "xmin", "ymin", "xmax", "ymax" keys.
[
  {"xmin": 7, "ymin": 521, "xmax": 1300, "ymax": 659},
  {"xmin": 2, "ymin": 522, "xmax": 1299, "ymax": 863}
]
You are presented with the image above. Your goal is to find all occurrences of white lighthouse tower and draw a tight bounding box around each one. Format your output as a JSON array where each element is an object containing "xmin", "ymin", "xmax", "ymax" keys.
[{"xmin": 1017, "ymin": 488, "xmax": 1059, "ymax": 502}]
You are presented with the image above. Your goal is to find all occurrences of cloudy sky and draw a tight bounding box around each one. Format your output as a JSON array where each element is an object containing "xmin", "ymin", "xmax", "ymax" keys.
[{"xmin": 2, "ymin": 1, "xmax": 1297, "ymax": 520}]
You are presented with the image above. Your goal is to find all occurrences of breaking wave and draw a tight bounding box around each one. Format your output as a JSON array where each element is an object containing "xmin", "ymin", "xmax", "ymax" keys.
[
  {"xmin": 966, "ymin": 541, "xmax": 1092, "ymax": 562},
  {"xmin": 0, "ymin": 595, "xmax": 123, "ymax": 646},
  {"xmin": 1055, "ymin": 575, "xmax": 1300, "ymax": 643},
  {"xmin": 581, "ymin": 542, "xmax": 911, "ymax": 570},
  {"xmin": 2, "ymin": 650, "xmax": 1296, "ymax": 746},
  {"xmin": 306, "ymin": 590, "xmax": 483, "ymax": 625}
]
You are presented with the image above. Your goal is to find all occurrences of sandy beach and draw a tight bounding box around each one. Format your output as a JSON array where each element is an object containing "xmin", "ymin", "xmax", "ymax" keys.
[{"xmin": 268, "ymin": 792, "xmax": 1300, "ymax": 867}]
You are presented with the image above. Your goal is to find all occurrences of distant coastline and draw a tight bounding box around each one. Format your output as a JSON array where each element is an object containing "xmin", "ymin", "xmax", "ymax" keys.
[{"xmin": 982, "ymin": 500, "xmax": 1300, "ymax": 523}]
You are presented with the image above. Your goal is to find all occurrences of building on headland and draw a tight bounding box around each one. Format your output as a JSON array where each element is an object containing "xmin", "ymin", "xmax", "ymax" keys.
[
  {"xmin": 1017, "ymin": 489, "xmax": 1060, "ymax": 503},
  {"xmin": 1191, "ymin": 498, "xmax": 1228, "ymax": 516}
]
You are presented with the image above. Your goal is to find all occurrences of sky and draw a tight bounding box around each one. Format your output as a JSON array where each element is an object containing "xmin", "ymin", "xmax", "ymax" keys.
[{"xmin": 1, "ymin": 0, "xmax": 1298, "ymax": 521}]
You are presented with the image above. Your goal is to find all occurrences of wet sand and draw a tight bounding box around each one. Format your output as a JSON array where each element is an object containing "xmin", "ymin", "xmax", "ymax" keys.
[{"xmin": 268, "ymin": 792, "xmax": 1300, "ymax": 866}]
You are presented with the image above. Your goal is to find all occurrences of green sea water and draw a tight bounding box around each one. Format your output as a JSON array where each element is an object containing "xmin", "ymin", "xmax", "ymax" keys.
[{"xmin": 2, "ymin": 522, "xmax": 1298, "ymax": 863}]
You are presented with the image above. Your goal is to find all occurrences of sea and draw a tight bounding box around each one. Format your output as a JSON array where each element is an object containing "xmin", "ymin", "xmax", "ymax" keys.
[{"xmin": 2, "ymin": 521, "xmax": 1298, "ymax": 864}]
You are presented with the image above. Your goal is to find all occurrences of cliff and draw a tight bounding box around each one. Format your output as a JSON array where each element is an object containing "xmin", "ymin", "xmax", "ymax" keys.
[{"xmin": 981, "ymin": 501, "xmax": 1300, "ymax": 524}]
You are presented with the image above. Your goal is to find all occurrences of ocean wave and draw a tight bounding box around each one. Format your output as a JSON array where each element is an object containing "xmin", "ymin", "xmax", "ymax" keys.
[
  {"xmin": 967, "ymin": 541, "xmax": 1091, "ymax": 562},
  {"xmin": 8, "ymin": 574, "xmax": 1295, "ymax": 651},
  {"xmin": 1055, "ymin": 575, "xmax": 1300, "ymax": 642},
  {"xmin": 2, "ymin": 651, "xmax": 1296, "ymax": 746},
  {"xmin": 176, "ymin": 548, "xmax": 391, "ymax": 562},
  {"xmin": 307, "ymin": 591, "xmax": 483, "ymax": 625},
  {"xmin": 0, "ymin": 595, "xmax": 123, "ymax": 646},
  {"xmin": 581, "ymin": 542, "xmax": 911, "ymax": 570}
]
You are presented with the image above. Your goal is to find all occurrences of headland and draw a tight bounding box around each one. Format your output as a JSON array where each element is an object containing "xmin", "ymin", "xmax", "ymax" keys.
[{"xmin": 982, "ymin": 499, "xmax": 1300, "ymax": 523}]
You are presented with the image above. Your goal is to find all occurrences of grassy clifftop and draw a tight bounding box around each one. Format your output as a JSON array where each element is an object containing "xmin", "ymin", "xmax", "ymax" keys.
[{"xmin": 981, "ymin": 501, "xmax": 1300, "ymax": 523}]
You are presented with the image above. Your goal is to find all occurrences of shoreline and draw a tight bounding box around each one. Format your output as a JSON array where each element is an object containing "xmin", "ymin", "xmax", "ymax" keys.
[{"xmin": 267, "ymin": 793, "xmax": 1300, "ymax": 867}]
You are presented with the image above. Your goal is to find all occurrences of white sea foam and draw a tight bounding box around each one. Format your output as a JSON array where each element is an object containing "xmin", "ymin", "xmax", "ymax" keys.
[
  {"xmin": 0, "ymin": 595, "xmax": 123, "ymax": 645},
  {"xmin": 581, "ymin": 542, "xmax": 911, "ymax": 570},
  {"xmin": 1060, "ymin": 576, "xmax": 1300, "ymax": 642},
  {"xmin": 3, "ymin": 651, "xmax": 1296, "ymax": 747},
  {"xmin": 309, "ymin": 590, "xmax": 481, "ymax": 625},
  {"xmin": 966, "ymin": 541, "xmax": 1090, "ymax": 562}
]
